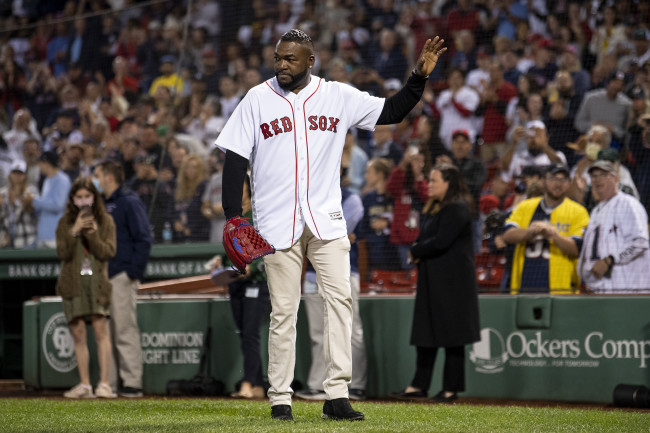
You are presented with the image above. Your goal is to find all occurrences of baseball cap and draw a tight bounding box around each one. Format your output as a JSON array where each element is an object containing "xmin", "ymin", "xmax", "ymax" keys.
[
  {"xmin": 521, "ymin": 165, "xmax": 544, "ymax": 178},
  {"xmin": 526, "ymin": 120, "xmax": 546, "ymax": 130},
  {"xmin": 596, "ymin": 147, "xmax": 620, "ymax": 162},
  {"xmin": 39, "ymin": 150, "xmax": 59, "ymax": 167},
  {"xmin": 588, "ymin": 160, "xmax": 617, "ymax": 176},
  {"xmin": 627, "ymin": 85, "xmax": 646, "ymax": 100},
  {"xmin": 384, "ymin": 78, "xmax": 401, "ymax": 91},
  {"xmin": 631, "ymin": 28, "xmax": 650, "ymax": 41},
  {"xmin": 608, "ymin": 70, "xmax": 626, "ymax": 83},
  {"xmin": 546, "ymin": 162, "xmax": 570, "ymax": 176},
  {"xmin": 564, "ymin": 45, "xmax": 579, "ymax": 56},
  {"xmin": 477, "ymin": 46, "xmax": 491, "ymax": 58},
  {"xmin": 201, "ymin": 48, "xmax": 217, "ymax": 58},
  {"xmin": 135, "ymin": 153, "xmax": 158, "ymax": 166},
  {"xmin": 10, "ymin": 159, "xmax": 27, "ymax": 173},
  {"xmin": 160, "ymin": 54, "xmax": 176, "ymax": 64},
  {"xmin": 452, "ymin": 129, "xmax": 471, "ymax": 140}
]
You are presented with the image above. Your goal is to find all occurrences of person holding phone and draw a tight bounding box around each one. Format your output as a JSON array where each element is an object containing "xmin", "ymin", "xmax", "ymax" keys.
[{"xmin": 55, "ymin": 177, "xmax": 117, "ymax": 398}]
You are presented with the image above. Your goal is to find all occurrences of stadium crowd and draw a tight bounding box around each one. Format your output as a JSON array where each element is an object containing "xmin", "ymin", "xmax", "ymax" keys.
[{"xmin": 1, "ymin": 0, "xmax": 650, "ymax": 293}]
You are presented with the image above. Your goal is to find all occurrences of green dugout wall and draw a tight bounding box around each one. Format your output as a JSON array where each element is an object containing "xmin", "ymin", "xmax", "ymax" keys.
[{"xmin": 23, "ymin": 295, "xmax": 650, "ymax": 402}]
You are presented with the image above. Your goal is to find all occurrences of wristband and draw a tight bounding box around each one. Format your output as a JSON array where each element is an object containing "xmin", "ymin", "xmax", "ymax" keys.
[{"xmin": 412, "ymin": 68, "xmax": 429, "ymax": 79}]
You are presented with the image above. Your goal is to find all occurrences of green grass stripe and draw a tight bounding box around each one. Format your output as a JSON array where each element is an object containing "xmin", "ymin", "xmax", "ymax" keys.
[{"xmin": 0, "ymin": 399, "xmax": 648, "ymax": 433}]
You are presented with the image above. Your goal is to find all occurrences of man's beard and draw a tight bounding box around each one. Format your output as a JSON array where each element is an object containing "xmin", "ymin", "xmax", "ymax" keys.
[{"xmin": 276, "ymin": 68, "xmax": 310, "ymax": 91}]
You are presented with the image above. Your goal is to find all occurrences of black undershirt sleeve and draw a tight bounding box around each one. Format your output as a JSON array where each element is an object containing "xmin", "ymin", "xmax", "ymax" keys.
[
  {"xmin": 376, "ymin": 72, "xmax": 428, "ymax": 125},
  {"xmin": 222, "ymin": 150, "xmax": 249, "ymax": 220}
]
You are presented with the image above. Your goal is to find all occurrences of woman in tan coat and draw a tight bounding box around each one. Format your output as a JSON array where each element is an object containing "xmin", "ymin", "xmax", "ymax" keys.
[{"xmin": 55, "ymin": 177, "xmax": 116, "ymax": 398}]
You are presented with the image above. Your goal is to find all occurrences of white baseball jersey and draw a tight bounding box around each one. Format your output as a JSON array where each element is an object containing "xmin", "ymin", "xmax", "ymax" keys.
[
  {"xmin": 578, "ymin": 192, "xmax": 650, "ymax": 293},
  {"xmin": 436, "ymin": 85, "xmax": 480, "ymax": 149},
  {"xmin": 215, "ymin": 75, "xmax": 384, "ymax": 250}
]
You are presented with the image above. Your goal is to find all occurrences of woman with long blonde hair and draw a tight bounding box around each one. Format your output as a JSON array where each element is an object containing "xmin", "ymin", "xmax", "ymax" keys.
[{"xmin": 172, "ymin": 154, "xmax": 210, "ymax": 242}]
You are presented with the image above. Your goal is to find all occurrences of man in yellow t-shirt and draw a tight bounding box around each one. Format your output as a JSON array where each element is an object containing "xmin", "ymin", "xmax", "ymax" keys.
[
  {"xmin": 148, "ymin": 54, "xmax": 185, "ymax": 99},
  {"xmin": 502, "ymin": 163, "xmax": 590, "ymax": 294}
]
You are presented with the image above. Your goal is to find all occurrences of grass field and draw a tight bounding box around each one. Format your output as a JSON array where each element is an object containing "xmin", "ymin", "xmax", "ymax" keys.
[{"xmin": 1, "ymin": 398, "xmax": 648, "ymax": 433}]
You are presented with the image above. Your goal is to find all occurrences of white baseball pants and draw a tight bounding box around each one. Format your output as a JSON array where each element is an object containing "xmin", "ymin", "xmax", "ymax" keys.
[{"xmin": 264, "ymin": 225, "xmax": 352, "ymax": 406}]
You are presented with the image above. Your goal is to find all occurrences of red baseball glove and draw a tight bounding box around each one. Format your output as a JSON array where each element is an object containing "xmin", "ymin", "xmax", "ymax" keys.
[{"xmin": 223, "ymin": 216, "xmax": 275, "ymax": 273}]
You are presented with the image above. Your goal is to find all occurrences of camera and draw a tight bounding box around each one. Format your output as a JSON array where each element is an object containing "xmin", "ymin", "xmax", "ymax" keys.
[
  {"xmin": 613, "ymin": 384, "xmax": 650, "ymax": 408},
  {"xmin": 79, "ymin": 205, "xmax": 92, "ymax": 217},
  {"xmin": 484, "ymin": 209, "xmax": 507, "ymax": 235}
]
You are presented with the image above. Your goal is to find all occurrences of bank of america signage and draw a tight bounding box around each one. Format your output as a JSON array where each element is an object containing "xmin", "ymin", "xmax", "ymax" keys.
[{"xmin": 470, "ymin": 328, "xmax": 650, "ymax": 373}]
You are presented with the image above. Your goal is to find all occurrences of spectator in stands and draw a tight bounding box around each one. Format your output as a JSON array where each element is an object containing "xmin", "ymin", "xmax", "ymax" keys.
[
  {"xmin": 372, "ymin": 29, "xmax": 408, "ymax": 81},
  {"xmin": 22, "ymin": 136, "xmax": 41, "ymax": 187},
  {"xmin": 575, "ymin": 70, "xmax": 632, "ymax": 142},
  {"xmin": 128, "ymin": 153, "xmax": 173, "ymax": 244},
  {"xmin": 95, "ymin": 159, "xmax": 152, "ymax": 398},
  {"xmin": 183, "ymin": 95, "xmax": 225, "ymax": 147},
  {"xmin": 0, "ymin": 160, "xmax": 38, "ymax": 248},
  {"xmin": 436, "ymin": 68, "xmax": 479, "ymax": 151},
  {"xmin": 448, "ymin": 30, "xmax": 477, "ymax": 73},
  {"xmin": 218, "ymin": 76, "xmax": 241, "ymax": 120},
  {"xmin": 149, "ymin": 54, "xmax": 185, "ymax": 100},
  {"xmin": 589, "ymin": 5, "xmax": 627, "ymax": 66},
  {"xmin": 436, "ymin": 129, "xmax": 486, "ymax": 252},
  {"xmin": 201, "ymin": 149, "xmax": 226, "ymax": 244},
  {"xmin": 43, "ymin": 109, "xmax": 83, "ymax": 153},
  {"xmin": 545, "ymin": 70, "xmax": 582, "ymax": 165},
  {"xmin": 366, "ymin": 124, "xmax": 403, "ymax": 167},
  {"xmin": 106, "ymin": 56, "xmax": 139, "ymax": 99},
  {"xmin": 558, "ymin": 45, "xmax": 590, "ymax": 100},
  {"xmin": 139, "ymin": 123, "xmax": 164, "ymax": 163},
  {"xmin": 342, "ymin": 130, "xmax": 368, "ymax": 196},
  {"xmin": 500, "ymin": 48, "xmax": 522, "ymax": 86},
  {"xmin": 527, "ymin": 39, "xmax": 558, "ymax": 89},
  {"xmin": 390, "ymin": 164, "xmax": 479, "ymax": 403},
  {"xmin": 627, "ymin": 109, "xmax": 650, "ymax": 217},
  {"xmin": 500, "ymin": 120, "xmax": 566, "ymax": 183},
  {"xmin": 172, "ymin": 154, "xmax": 209, "ymax": 243},
  {"xmin": 24, "ymin": 60, "xmax": 59, "ymax": 129},
  {"xmin": 503, "ymin": 163, "xmax": 589, "ymax": 294},
  {"xmin": 358, "ymin": 158, "xmax": 398, "ymax": 272},
  {"xmin": 2, "ymin": 108, "xmax": 41, "ymax": 159},
  {"xmin": 578, "ymin": 160, "xmax": 650, "ymax": 294},
  {"xmin": 387, "ymin": 144, "xmax": 429, "ymax": 271},
  {"xmin": 478, "ymin": 61, "xmax": 518, "ymax": 162},
  {"xmin": 30, "ymin": 150, "xmax": 71, "ymax": 248},
  {"xmin": 55, "ymin": 176, "xmax": 116, "ymax": 399},
  {"xmin": 569, "ymin": 126, "xmax": 639, "ymax": 208},
  {"xmin": 505, "ymin": 92, "xmax": 545, "ymax": 150}
]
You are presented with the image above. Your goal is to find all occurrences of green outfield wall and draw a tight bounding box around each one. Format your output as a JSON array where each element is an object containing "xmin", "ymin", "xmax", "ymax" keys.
[{"xmin": 23, "ymin": 295, "xmax": 650, "ymax": 402}]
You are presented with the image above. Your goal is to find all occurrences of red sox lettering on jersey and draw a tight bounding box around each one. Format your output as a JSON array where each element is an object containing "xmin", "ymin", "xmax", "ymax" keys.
[
  {"xmin": 259, "ymin": 116, "xmax": 340, "ymax": 139},
  {"xmin": 216, "ymin": 75, "xmax": 384, "ymax": 249}
]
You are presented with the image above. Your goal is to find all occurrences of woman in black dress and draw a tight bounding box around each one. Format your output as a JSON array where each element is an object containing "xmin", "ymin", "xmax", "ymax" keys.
[{"xmin": 392, "ymin": 163, "xmax": 480, "ymax": 403}]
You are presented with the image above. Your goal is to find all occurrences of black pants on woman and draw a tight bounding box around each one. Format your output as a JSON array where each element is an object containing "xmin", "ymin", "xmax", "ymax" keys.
[
  {"xmin": 228, "ymin": 280, "xmax": 270, "ymax": 387},
  {"xmin": 410, "ymin": 345, "xmax": 466, "ymax": 392}
]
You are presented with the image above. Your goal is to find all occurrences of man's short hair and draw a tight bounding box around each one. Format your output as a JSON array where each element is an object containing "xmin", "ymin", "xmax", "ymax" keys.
[
  {"xmin": 98, "ymin": 159, "xmax": 125, "ymax": 185},
  {"xmin": 280, "ymin": 29, "xmax": 313, "ymax": 50}
]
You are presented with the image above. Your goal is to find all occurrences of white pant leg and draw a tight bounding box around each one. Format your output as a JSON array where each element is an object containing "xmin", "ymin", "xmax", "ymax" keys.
[
  {"xmin": 108, "ymin": 271, "xmax": 142, "ymax": 390},
  {"xmin": 306, "ymin": 232, "xmax": 353, "ymax": 400},
  {"xmin": 264, "ymin": 236, "xmax": 306, "ymax": 406},
  {"xmin": 349, "ymin": 272, "xmax": 367, "ymax": 391},
  {"xmin": 302, "ymin": 286, "xmax": 327, "ymax": 391}
]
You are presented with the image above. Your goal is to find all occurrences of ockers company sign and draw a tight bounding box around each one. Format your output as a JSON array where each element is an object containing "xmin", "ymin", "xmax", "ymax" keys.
[{"xmin": 470, "ymin": 328, "xmax": 650, "ymax": 373}]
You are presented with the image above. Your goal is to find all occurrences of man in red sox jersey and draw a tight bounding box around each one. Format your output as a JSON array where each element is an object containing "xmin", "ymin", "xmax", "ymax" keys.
[{"xmin": 216, "ymin": 29, "xmax": 446, "ymax": 421}]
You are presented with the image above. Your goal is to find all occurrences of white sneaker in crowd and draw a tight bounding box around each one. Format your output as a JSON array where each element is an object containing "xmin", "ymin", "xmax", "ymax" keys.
[
  {"xmin": 95, "ymin": 383, "xmax": 117, "ymax": 398},
  {"xmin": 64, "ymin": 383, "xmax": 95, "ymax": 399}
]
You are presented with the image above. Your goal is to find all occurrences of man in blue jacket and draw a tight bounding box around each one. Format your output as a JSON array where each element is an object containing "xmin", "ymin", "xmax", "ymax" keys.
[{"xmin": 95, "ymin": 159, "xmax": 152, "ymax": 397}]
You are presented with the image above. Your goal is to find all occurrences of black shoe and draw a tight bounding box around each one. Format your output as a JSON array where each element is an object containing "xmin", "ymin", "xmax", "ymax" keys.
[
  {"xmin": 118, "ymin": 387, "xmax": 143, "ymax": 398},
  {"xmin": 322, "ymin": 398, "xmax": 365, "ymax": 421},
  {"xmin": 271, "ymin": 404, "xmax": 293, "ymax": 421},
  {"xmin": 348, "ymin": 388, "xmax": 367, "ymax": 401},
  {"xmin": 388, "ymin": 389, "xmax": 428, "ymax": 400},
  {"xmin": 430, "ymin": 391, "xmax": 458, "ymax": 403}
]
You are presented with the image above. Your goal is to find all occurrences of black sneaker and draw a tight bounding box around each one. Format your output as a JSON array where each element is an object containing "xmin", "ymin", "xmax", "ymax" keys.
[
  {"xmin": 271, "ymin": 404, "xmax": 293, "ymax": 421},
  {"xmin": 118, "ymin": 387, "xmax": 143, "ymax": 398},
  {"xmin": 348, "ymin": 388, "xmax": 367, "ymax": 401},
  {"xmin": 322, "ymin": 398, "xmax": 365, "ymax": 421},
  {"xmin": 430, "ymin": 391, "xmax": 458, "ymax": 403}
]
